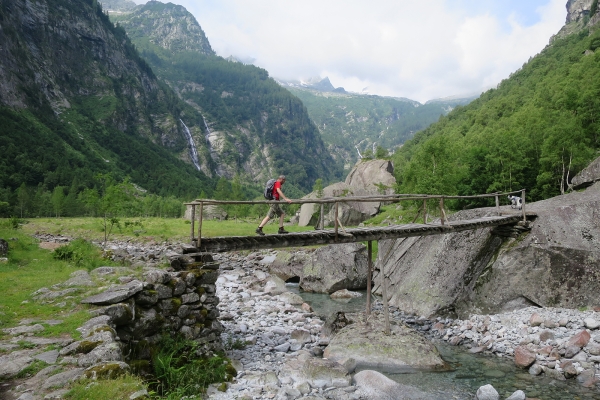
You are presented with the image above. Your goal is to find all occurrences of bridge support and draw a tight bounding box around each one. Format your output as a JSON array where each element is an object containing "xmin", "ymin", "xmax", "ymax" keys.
[{"xmin": 366, "ymin": 241, "xmax": 372, "ymax": 316}]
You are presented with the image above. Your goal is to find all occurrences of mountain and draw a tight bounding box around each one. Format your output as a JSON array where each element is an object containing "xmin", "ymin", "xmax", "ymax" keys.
[
  {"xmin": 110, "ymin": 1, "xmax": 341, "ymax": 191},
  {"xmin": 0, "ymin": 0, "xmax": 215, "ymax": 202},
  {"xmin": 392, "ymin": 0, "xmax": 600, "ymax": 205},
  {"xmin": 278, "ymin": 78, "xmax": 477, "ymax": 171}
]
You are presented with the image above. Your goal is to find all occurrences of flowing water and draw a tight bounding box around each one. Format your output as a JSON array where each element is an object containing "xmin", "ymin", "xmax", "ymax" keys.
[
  {"xmin": 287, "ymin": 284, "xmax": 600, "ymax": 400},
  {"xmin": 180, "ymin": 119, "xmax": 201, "ymax": 171}
]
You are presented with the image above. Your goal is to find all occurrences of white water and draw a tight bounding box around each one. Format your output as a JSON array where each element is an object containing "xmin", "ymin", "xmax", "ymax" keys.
[{"xmin": 180, "ymin": 119, "xmax": 201, "ymax": 171}]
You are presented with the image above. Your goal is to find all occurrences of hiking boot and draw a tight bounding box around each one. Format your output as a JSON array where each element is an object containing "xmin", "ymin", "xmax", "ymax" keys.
[
  {"xmin": 255, "ymin": 227, "xmax": 265, "ymax": 236},
  {"xmin": 278, "ymin": 227, "xmax": 289, "ymax": 234}
]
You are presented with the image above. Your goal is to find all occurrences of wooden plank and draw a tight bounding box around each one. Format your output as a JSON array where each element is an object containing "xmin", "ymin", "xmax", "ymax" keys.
[{"xmin": 197, "ymin": 215, "xmax": 524, "ymax": 252}]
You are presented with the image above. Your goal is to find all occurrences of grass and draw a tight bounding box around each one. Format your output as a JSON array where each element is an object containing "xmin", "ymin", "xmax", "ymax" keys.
[
  {"xmin": 151, "ymin": 335, "xmax": 235, "ymax": 399},
  {"xmin": 19, "ymin": 216, "xmax": 316, "ymax": 244},
  {"xmin": 65, "ymin": 374, "xmax": 148, "ymax": 400},
  {"xmin": 0, "ymin": 220, "xmax": 122, "ymax": 338}
]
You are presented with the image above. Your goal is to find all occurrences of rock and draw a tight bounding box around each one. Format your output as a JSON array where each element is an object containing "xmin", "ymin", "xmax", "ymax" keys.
[
  {"xmin": 476, "ymin": 384, "xmax": 499, "ymax": 400},
  {"xmin": 529, "ymin": 313, "xmax": 543, "ymax": 327},
  {"xmin": 330, "ymin": 289, "xmax": 362, "ymax": 299},
  {"xmin": 262, "ymin": 275, "xmax": 287, "ymax": 295},
  {"xmin": 374, "ymin": 182, "xmax": 600, "ymax": 317},
  {"xmin": 353, "ymin": 370, "xmax": 430, "ymax": 400},
  {"xmin": 323, "ymin": 313, "xmax": 446, "ymax": 373},
  {"xmin": 290, "ymin": 329, "xmax": 312, "ymax": 344},
  {"xmin": 528, "ymin": 364, "xmax": 543, "ymax": 377},
  {"xmin": 34, "ymin": 350, "xmax": 59, "ymax": 364},
  {"xmin": 321, "ymin": 311, "xmax": 352, "ymax": 337},
  {"xmin": 506, "ymin": 390, "xmax": 526, "ymax": 400},
  {"xmin": 567, "ymin": 330, "xmax": 591, "ymax": 348},
  {"xmin": 571, "ymin": 155, "xmax": 600, "ymax": 189},
  {"xmin": 61, "ymin": 270, "xmax": 94, "ymax": 287},
  {"xmin": 564, "ymin": 345, "xmax": 581, "ymax": 358},
  {"xmin": 77, "ymin": 342, "xmax": 123, "ymax": 367},
  {"xmin": 0, "ymin": 238, "xmax": 8, "ymax": 256},
  {"xmin": 562, "ymin": 361, "xmax": 579, "ymax": 378},
  {"xmin": 302, "ymin": 243, "xmax": 368, "ymax": 293},
  {"xmin": 278, "ymin": 291, "xmax": 304, "ymax": 305},
  {"xmin": 184, "ymin": 204, "xmax": 227, "ymax": 221},
  {"xmin": 3, "ymin": 324, "xmax": 45, "ymax": 335},
  {"xmin": 84, "ymin": 361, "xmax": 130, "ymax": 379},
  {"xmin": 285, "ymin": 357, "xmax": 351, "ymax": 389},
  {"xmin": 81, "ymin": 280, "xmax": 143, "ymax": 305},
  {"xmin": 0, "ymin": 351, "xmax": 34, "ymax": 379},
  {"xmin": 514, "ymin": 346, "xmax": 536, "ymax": 368},
  {"xmin": 583, "ymin": 317, "xmax": 600, "ymax": 329},
  {"xmin": 42, "ymin": 368, "xmax": 84, "ymax": 390}
]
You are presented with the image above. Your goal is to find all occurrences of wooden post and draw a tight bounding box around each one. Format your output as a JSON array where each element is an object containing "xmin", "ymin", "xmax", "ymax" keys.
[
  {"xmin": 495, "ymin": 194, "xmax": 500, "ymax": 216},
  {"xmin": 320, "ymin": 204, "xmax": 324, "ymax": 230},
  {"xmin": 366, "ymin": 241, "xmax": 372, "ymax": 316},
  {"xmin": 190, "ymin": 204, "xmax": 196, "ymax": 246},
  {"xmin": 521, "ymin": 189, "xmax": 526, "ymax": 222},
  {"xmin": 382, "ymin": 256, "xmax": 390, "ymax": 335},
  {"xmin": 197, "ymin": 201, "xmax": 203, "ymax": 249},
  {"xmin": 439, "ymin": 197, "xmax": 445, "ymax": 226},
  {"xmin": 334, "ymin": 202, "xmax": 339, "ymax": 241},
  {"xmin": 423, "ymin": 199, "xmax": 427, "ymax": 224}
]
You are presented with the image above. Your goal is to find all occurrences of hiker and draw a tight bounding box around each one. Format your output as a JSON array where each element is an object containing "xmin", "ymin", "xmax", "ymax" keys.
[{"xmin": 256, "ymin": 175, "xmax": 292, "ymax": 235}]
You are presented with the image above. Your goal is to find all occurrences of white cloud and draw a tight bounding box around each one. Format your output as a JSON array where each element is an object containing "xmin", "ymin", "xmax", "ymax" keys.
[{"xmin": 133, "ymin": 0, "xmax": 567, "ymax": 103}]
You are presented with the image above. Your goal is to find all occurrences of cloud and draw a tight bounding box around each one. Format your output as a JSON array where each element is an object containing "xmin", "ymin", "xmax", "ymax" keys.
[{"xmin": 134, "ymin": 0, "xmax": 567, "ymax": 103}]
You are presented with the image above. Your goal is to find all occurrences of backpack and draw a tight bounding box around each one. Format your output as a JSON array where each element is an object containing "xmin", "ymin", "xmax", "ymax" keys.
[{"xmin": 264, "ymin": 179, "xmax": 276, "ymax": 200}]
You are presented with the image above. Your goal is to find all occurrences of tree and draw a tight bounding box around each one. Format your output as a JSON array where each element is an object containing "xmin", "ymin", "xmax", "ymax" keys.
[
  {"xmin": 312, "ymin": 179, "xmax": 324, "ymax": 198},
  {"xmin": 51, "ymin": 186, "xmax": 65, "ymax": 217},
  {"xmin": 16, "ymin": 183, "xmax": 29, "ymax": 218}
]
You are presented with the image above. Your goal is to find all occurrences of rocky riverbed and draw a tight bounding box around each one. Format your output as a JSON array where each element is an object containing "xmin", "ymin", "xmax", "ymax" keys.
[{"xmin": 1, "ymin": 236, "xmax": 599, "ymax": 399}]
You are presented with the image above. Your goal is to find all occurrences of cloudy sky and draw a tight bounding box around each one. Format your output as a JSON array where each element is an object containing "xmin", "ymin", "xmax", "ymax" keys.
[{"xmin": 134, "ymin": 0, "xmax": 567, "ymax": 103}]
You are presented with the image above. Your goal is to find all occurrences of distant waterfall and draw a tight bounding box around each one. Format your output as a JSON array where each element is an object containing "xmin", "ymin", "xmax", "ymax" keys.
[
  {"xmin": 180, "ymin": 119, "xmax": 201, "ymax": 171},
  {"xmin": 202, "ymin": 116, "xmax": 212, "ymax": 147}
]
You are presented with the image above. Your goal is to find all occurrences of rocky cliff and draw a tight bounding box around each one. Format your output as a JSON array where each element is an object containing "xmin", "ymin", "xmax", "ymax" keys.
[
  {"xmin": 111, "ymin": 1, "xmax": 340, "ymax": 190},
  {"xmin": 374, "ymin": 181, "xmax": 600, "ymax": 318},
  {"xmin": 554, "ymin": 0, "xmax": 600, "ymax": 39},
  {"xmin": 0, "ymin": 0, "xmax": 214, "ymax": 197}
]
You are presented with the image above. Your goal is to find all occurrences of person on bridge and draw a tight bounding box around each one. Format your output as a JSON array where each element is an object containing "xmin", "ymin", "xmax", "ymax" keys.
[{"xmin": 256, "ymin": 175, "xmax": 293, "ymax": 235}]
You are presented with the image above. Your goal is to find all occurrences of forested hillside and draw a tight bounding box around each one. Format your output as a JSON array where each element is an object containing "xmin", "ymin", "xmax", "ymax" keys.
[
  {"xmin": 112, "ymin": 1, "xmax": 341, "ymax": 191},
  {"xmin": 285, "ymin": 84, "xmax": 475, "ymax": 172},
  {"xmin": 393, "ymin": 27, "xmax": 600, "ymax": 208},
  {"xmin": 0, "ymin": 0, "xmax": 216, "ymax": 217}
]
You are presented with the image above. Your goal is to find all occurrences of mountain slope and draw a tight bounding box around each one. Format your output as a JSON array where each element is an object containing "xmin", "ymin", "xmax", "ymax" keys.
[
  {"xmin": 0, "ymin": 0, "xmax": 214, "ymax": 200},
  {"xmin": 280, "ymin": 79, "xmax": 476, "ymax": 171},
  {"xmin": 392, "ymin": 9, "xmax": 600, "ymax": 205},
  {"xmin": 111, "ymin": 1, "xmax": 341, "ymax": 191}
]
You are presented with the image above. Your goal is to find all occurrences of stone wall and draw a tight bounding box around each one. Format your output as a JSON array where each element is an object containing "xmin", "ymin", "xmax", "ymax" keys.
[{"xmin": 79, "ymin": 252, "xmax": 223, "ymax": 368}]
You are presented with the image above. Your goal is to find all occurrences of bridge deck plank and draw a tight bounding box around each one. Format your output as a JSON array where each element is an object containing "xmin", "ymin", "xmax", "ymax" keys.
[{"xmin": 196, "ymin": 215, "xmax": 524, "ymax": 252}]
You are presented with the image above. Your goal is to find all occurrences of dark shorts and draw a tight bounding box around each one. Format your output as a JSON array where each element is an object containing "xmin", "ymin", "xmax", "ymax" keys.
[{"xmin": 267, "ymin": 202, "xmax": 284, "ymax": 219}]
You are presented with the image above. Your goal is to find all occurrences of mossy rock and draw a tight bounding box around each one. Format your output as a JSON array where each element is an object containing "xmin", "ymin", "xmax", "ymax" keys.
[
  {"xmin": 77, "ymin": 340, "xmax": 103, "ymax": 353},
  {"xmin": 84, "ymin": 361, "xmax": 130, "ymax": 379},
  {"xmin": 129, "ymin": 359, "xmax": 151, "ymax": 374}
]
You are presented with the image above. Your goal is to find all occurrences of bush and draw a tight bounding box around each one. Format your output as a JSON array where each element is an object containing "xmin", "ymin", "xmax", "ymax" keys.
[{"xmin": 52, "ymin": 238, "xmax": 104, "ymax": 270}]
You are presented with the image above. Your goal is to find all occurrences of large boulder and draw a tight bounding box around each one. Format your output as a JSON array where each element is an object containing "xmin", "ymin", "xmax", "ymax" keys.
[
  {"xmin": 353, "ymin": 370, "xmax": 433, "ymax": 400},
  {"xmin": 184, "ymin": 204, "xmax": 227, "ymax": 220},
  {"xmin": 323, "ymin": 313, "xmax": 447, "ymax": 373},
  {"xmin": 270, "ymin": 243, "xmax": 368, "ymax": 293},
  {"xmin": 571, "ymin": 155, "xmax": 600, "ymax": 189},
  {"xmin": 374, "ymin": 181, "xmax": 600, "ymax": 318},
  {"xmin": 298, "ymin": 160, "xmax": 396, "ymax": 227}
]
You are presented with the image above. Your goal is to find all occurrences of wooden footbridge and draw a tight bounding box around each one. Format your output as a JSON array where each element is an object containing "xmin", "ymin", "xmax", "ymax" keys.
[
  {"xmin": 185, "ymin": 189, "xmax": 531, "ymax": 334},
  {"xmin": 185, "ymin": 189, "xmax": 529, "ymax": 253}
]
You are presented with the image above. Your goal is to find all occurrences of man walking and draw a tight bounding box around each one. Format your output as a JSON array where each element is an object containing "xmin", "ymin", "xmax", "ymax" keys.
[{"xmin": 256, "ymin": 175, "xmax": 292, "ymax": 235}]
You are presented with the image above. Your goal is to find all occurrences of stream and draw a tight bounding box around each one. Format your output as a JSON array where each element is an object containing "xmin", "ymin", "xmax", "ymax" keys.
[{"xmin": 289, "ymin": 284, "xmax": 600, "ymax": 400}]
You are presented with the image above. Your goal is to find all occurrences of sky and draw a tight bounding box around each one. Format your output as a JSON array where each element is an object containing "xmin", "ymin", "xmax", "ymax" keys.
[{"xmin": 133, "ymin": 0, "xmax": 568, "ymax": 103}]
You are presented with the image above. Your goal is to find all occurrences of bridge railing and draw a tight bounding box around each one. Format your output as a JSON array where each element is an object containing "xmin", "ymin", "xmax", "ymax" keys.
[{"xmin": 184, "ymin": 189, "xmax": 526, "ymax": 247}]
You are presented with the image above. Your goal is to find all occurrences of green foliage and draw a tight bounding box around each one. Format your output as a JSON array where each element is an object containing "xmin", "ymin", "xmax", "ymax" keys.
[
  {"xmin": 15, "ymin": 360, "xmax": 48, "ymax": 379},
  {"xmin": 392, "ymin": 29, "xmax": 600, "ymax": 205},
  {"xmin": 313, "ymin": 179, "xmax": 324, "ymax": 198},
  {"xmin": 151, "ymin": 335, "xmax": 235, "ymax": 398},
  {"xmin": 65, "ymin": 374, "xmax": 148, "ymax": 400},
  {"xmin": 52, "ymin": 238, "xmax": 105, "ymax": 271},
  {"xmin": 288, "ymin": 87, "xmax": 474, "ymax": 172}
]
